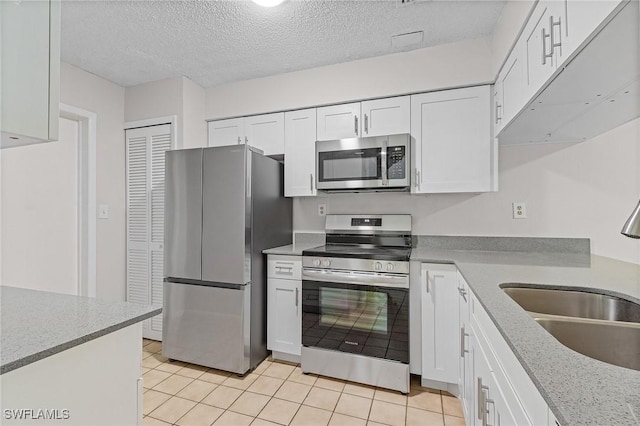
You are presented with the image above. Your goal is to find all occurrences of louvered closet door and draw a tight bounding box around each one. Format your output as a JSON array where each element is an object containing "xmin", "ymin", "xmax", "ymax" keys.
[{"xmin": 126, "ymin": 123, "xmax": 172, "ymax": 341}]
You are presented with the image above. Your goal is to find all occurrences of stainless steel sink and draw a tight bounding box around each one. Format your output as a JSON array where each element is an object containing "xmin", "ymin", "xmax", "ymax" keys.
[
  {"xmin": 502, "ymin": 286, "xmax": 640, "ymax": 323},
  {"xmin": 502, "ymin": 285, "xmax": 640, "ymax": 370},
  {"xmin": 534, "ymin": 316, "xmax": 640, "ymax": 371}
]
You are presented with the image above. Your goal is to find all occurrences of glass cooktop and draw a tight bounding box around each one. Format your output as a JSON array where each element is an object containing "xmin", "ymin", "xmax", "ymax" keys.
[{"xmin": 302, "ymin": 244, "xmax": 411, "ymax": 261}]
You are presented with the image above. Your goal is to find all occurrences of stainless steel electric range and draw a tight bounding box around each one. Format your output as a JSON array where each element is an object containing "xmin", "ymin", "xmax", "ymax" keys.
[{"xmin": 301, "ymin": 214, "xmax": 411, "ymax": 393}]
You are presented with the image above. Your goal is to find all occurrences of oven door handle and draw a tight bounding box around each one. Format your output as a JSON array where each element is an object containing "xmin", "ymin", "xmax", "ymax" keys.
[{"xmin": 302, "ymin": 268, "xmax": 409, "ymax": 289}]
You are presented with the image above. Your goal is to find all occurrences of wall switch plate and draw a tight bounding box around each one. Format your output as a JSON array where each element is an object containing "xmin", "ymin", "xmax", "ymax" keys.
[
  {"xmin": 512, "ymin": 202, "xmax": 526, "ymax": 219},
  {"xmin": 318, "ymin": 204, "xmax": 326, "ymax": 217},
  {"xmin": 98, "ymin": 204, "xmax": 109, "ymax": 219}
]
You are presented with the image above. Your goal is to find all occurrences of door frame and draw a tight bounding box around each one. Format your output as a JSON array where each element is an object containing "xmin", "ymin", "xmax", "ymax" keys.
[{"xmin": 60, "ymin": 103, "xmax": 97, "ymax": 298}]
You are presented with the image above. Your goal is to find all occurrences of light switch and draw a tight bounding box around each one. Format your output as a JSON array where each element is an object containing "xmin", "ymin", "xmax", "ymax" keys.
[{"xmin": 98, "ymin": 204, "xmax": 109, "ymax": 219}]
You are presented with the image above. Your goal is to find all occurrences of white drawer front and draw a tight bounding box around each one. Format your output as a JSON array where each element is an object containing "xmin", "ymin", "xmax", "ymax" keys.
[{"xmin": 267, "ymin": 255, "xmax": 302, "ymax": 280}]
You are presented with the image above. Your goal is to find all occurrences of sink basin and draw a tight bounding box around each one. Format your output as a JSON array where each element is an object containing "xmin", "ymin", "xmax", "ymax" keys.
[
  {"xmin": 534, "ymin": 317, "xmax": 640, "ymax": 371},
  {"xmin": 502, "ymin": 286, "xmax": 640, "ymax": 323}
]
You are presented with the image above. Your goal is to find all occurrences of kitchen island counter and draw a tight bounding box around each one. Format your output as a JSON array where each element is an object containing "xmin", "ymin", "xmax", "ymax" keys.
[
  {"xmin": 0, "ymin": 285, "xmax": 161, "ymax": 374},
  {"xmin": 411, "ymin": 242, "xmax": 640, "ymax": 426}
]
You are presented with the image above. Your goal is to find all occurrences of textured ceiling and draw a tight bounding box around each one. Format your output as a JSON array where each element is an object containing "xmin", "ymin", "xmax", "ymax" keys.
[{"xmin": 61, "ymin": 0, "xmax": 506, "ymax": 88}]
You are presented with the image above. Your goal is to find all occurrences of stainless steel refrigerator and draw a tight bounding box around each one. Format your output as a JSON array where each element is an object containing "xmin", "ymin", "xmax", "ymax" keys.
[{"xmin": 162, "ymin": 144, "xmax": 292, "ymax": 375}]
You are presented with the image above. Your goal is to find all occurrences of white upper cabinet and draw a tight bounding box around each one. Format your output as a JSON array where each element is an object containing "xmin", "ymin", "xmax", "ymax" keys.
[
  {"xmin": 411, "ymin": 86, "xmax": 493, "ymax": 194},
  {"xmin": 498, "ymin": 0, "xmax": 637, "ymax": 145},
  {"xmin": 522, "ymin": 1, "xmax": 566, "ymax": 99},
  {"xmin": 563, "ymin": 0, "xmax": 620, "ymax": 56},
  {"xmin": 360, "ymin": 96, "xmax": 411, "ymax": 137},
  {"xmin": 316, "ymin": 97, "xmax": 410, "ymax": 141},
  {"xmin": 208, "ymin": 117, "xmax": 244, "ymax": 147},
  {"xmin": 316, "ymin": 102, "xmax": 361, "ymax": 141},
  {"xmin": 244, "ymin": 113, "xmax": 285, "ymax": 156},
  {"xmin": 1, "ymin": 0, "xmax": 60, "ymax": 148},
  {"xmin": 208, "ymin": 113, "xmax": 285, "ymax": 156},
  {"xmin": 284, "ymin": 108, "xmax": 317, "ymax": 197},
  {"xmin": 496, "ymin": 43, "xmax": 526, "ymax": 134}
]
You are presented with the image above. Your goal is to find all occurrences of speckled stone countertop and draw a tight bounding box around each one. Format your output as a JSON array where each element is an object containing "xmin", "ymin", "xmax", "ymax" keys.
[
  {"xmin": 0, "ymin": 286, "xmax": 162, "ymax": 375},
  {"xmin": 263, "ymin": 232, "xmax": 325, "ymax": 255},
  {"xmin": 411, "ymin": 243, "xmax": 640, "ymax": 426}
]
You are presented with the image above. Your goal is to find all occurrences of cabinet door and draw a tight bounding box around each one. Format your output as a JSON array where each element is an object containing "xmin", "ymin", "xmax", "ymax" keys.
[
  {"xmin": 411, "ymin": 86, "xmax": 492, "ymax": 194},
  {"xmin": 244, "ymin": 112, "xmax": 285, "ymax": 156},
  {"xmin": 563, "ymin": 0, "xmax": 621, "ymax": 61},
  {"xmin": 284, "ymin": 108, "xmax": 317, "ymax": 197},
  {"xmin": 208, "ymin": 118, "xmax": 244, "ymax": 147},
  {"xmin": 267, "ymin": 278, "xmax": 301, "ymax": 356},
  {"xmin": 499, "ymin": 44, "xmax": 526, "ymax": 129},
  {"xmin": 361, "ymin": 96, "xmax": 410, "ymax": 137},
  {"xmin": 472, "ymin": 328, "xmax": 496, "ymax": 426},
  {"xmin": 523, "ymin": 2, "xmax": 564, "ymax": 98},
  {"xmin": 316, "ymin": 102, "xmax": 361, "ymax": 141},
  {"xmin": 421, "ymin": 264, "xmax": 459, "ymax": 384},
  {"xmin": 1, "ymin": 0, "xmax": 59, "ymax": 145},
  {"xmin": 458, "ymin": 272, "xmax": 472, "ymax": 422}
]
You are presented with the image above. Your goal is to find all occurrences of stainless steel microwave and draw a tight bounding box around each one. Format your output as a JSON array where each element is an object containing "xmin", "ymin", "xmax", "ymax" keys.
[{"xmin": 316, "ymin": 134, "xmax": 410, "ymax": 191}]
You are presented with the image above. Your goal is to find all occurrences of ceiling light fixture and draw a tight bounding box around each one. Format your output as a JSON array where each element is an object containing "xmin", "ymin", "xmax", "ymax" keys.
[{"xmin": 252, "ymin": 0, "xmax": 286, "ymax": 7}]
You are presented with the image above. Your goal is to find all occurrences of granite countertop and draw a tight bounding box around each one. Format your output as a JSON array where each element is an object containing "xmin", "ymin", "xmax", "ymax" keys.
[
  {"xmin": 0, "ymin": 286, "xmax": 162, "ymax": 375},
  {"xmin": 410, "ymin": 245, "xmax": 640, "ymax": 426},
  {"xmin": 263, "ymin": 242, "xmax": 324, "ymax": 256},
  {"xmin": 263, "ymin": 232, "xmax": 325, "ymax": 256}
]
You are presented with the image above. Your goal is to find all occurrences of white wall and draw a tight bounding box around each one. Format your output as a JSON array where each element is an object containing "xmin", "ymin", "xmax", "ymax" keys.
[
  {"xmin": 205, "ymin": 38, "xmax": 493, "ymax": 120},
  {"xmin": 489, "ymin": 0, "xmax": 534, "ymax": 77},
  {"xmin": 125, "ymin": 76, "xmax": 206, "ymax": 149},
  {"xmin": 1, "ymin": 118, "xmax": 79, "ymax": 293},
  {"xmin": 59, "ymin": 62, "xmax": 126, "ymax": 301},
  {"xmin": 295, "ymin": 118, "xmax": 640, "ymax": 264}
]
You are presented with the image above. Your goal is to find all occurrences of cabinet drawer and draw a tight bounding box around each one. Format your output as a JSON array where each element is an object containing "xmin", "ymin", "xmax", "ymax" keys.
[{"xmin": 267, "ymin": 255, "xmax": 302, "ymax": 280}]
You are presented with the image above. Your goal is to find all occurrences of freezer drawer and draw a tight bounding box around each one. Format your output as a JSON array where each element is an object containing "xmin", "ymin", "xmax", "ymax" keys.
[{"xmin": 162, "ymin": 281, "xmax": 251, "ymax": 374}]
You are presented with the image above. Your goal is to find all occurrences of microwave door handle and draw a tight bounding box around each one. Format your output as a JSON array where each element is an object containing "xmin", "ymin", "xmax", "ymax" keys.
[{"xmin": 381, "ymin": 139, "xmax": 388, "ymax": 186}]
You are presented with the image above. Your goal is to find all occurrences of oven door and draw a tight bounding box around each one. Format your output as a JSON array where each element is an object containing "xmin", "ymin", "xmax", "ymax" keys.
[{"xmin": 301, "ymin": 269, "xmax": 409, "ymax": 364}]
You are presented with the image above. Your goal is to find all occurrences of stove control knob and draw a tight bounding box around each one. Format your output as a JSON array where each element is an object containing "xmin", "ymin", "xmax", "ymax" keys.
[
  {"xmin": 387, "ymin": 263, "xmax": 394, "ymax": 271},
  {"xmin": 322, "ymin": 259, "xmax": 331, "ymax": 267},
  {"xmin": 313, "ymin": 258, "xmax": 321, "ymax": 267},
  {"xmin": 375, "ymin": 262, "xmax": 383, "ymax": 271}
]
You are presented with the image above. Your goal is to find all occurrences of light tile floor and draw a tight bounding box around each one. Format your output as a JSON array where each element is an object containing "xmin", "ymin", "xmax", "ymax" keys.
[{"xmin": 142, "ymin": 339, "xmax": 466, "ymax": 426}]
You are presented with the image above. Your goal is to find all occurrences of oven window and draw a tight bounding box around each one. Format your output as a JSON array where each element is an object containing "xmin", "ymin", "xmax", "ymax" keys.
[
  {"xmin": 318, "ymin": 148, "xmax": 382, "ymax": 181},
  {"xmin": 302, "ymin": 281, "xmax": 409, "ymax": 364},
  {"xmin": 320, "ymin": 288, "xmax": 387, "ymax": 333}
]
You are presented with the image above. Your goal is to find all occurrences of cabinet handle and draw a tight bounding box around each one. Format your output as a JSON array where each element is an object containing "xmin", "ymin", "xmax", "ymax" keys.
[
  {"xmin": 415, "ymin": 169, "xmax": 421, "ymax": 190},
  {"xmin": 244, "ymin": 136, "xmax": 248, "ymax": 144},
  {"xmin": 477, "ymin": 377, "xmax": 485, "ymax": 421},
  {"xmin": 310, "ymin": 173, "xmax": 314, "ymax": 192},
  {"xmin": 425, "ymin": 274, "xmax": 429, "ymax": 293},
  {"xmin": 550, "ymin": 15, "xmax": 562, "ymax": 56},
  {"xmin": 495, "ymin": 102, "xmax": 502, "ymax": 124},
  {"xmin": 237, "ymin": 136, "xmax": 241, "ymax": 144},
  {"xmin": 542, "ymin": 26, "xmax": 553, "ymax": 65},
  {"xmin": 485, "ymin": 397, "xmax": 496, "ymax": 426},
  {"xmin": 354, "ymin": 115, "xmax": 359, "ymax": 135},
  {"xmin": 295, "ymin": 287, "xmax": 299, "ymax": 307},
  {"xmin": 364, "ymin": 114, "xmax": 369, "ymax": 134},
  {"xmin": 460, "ymin": 326, "xmax": 469, "ymax": 357},
  {"xmin": 458, "ymin": 287, "xmax": 467, "ymax": 302}
]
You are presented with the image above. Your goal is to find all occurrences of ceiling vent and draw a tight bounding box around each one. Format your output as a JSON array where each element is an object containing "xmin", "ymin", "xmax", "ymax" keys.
[
  {"xmin": 396, "ymin": 0, "xmax": 431, "ymax": 6},
  {"xmin": 391, "ymin": 31, "xmax": 424, "ymax": 49}
]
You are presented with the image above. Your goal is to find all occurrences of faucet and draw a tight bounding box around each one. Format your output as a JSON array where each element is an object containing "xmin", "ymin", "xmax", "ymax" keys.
[{"xmin": 621, "ymin": 199, "xmax": 640, "ymax": 239}]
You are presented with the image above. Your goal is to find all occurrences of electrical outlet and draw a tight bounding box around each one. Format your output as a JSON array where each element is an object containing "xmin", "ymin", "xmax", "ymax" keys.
[
  {"xmin": 98, "ymin": 204, "xmax": 109, "ymax": 219},
  {"xmin": 318, "ymin": 204, "xmax": 326, "ymax": 217},
  {"xmin": 512, "ymin": 202, "xmax": 527, "ymax": 219}
]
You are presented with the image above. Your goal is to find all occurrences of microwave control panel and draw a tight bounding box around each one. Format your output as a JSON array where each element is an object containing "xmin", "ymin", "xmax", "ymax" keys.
[{"xmin": 387, "ymin": 146, "xmax": 406, "ymax": 179}]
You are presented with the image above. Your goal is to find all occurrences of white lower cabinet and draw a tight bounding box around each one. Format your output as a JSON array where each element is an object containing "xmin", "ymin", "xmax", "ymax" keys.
[
  {"xmin": 420, "ymin": 263, "xmax": 459, "ymax": 389},
  {"xmin": 267, "ymin": 255, "xmax": 302, "ymax": 362},
  {"xmin": 420, "ymin": 264, "xmax": 554, "ymax": 425}
]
